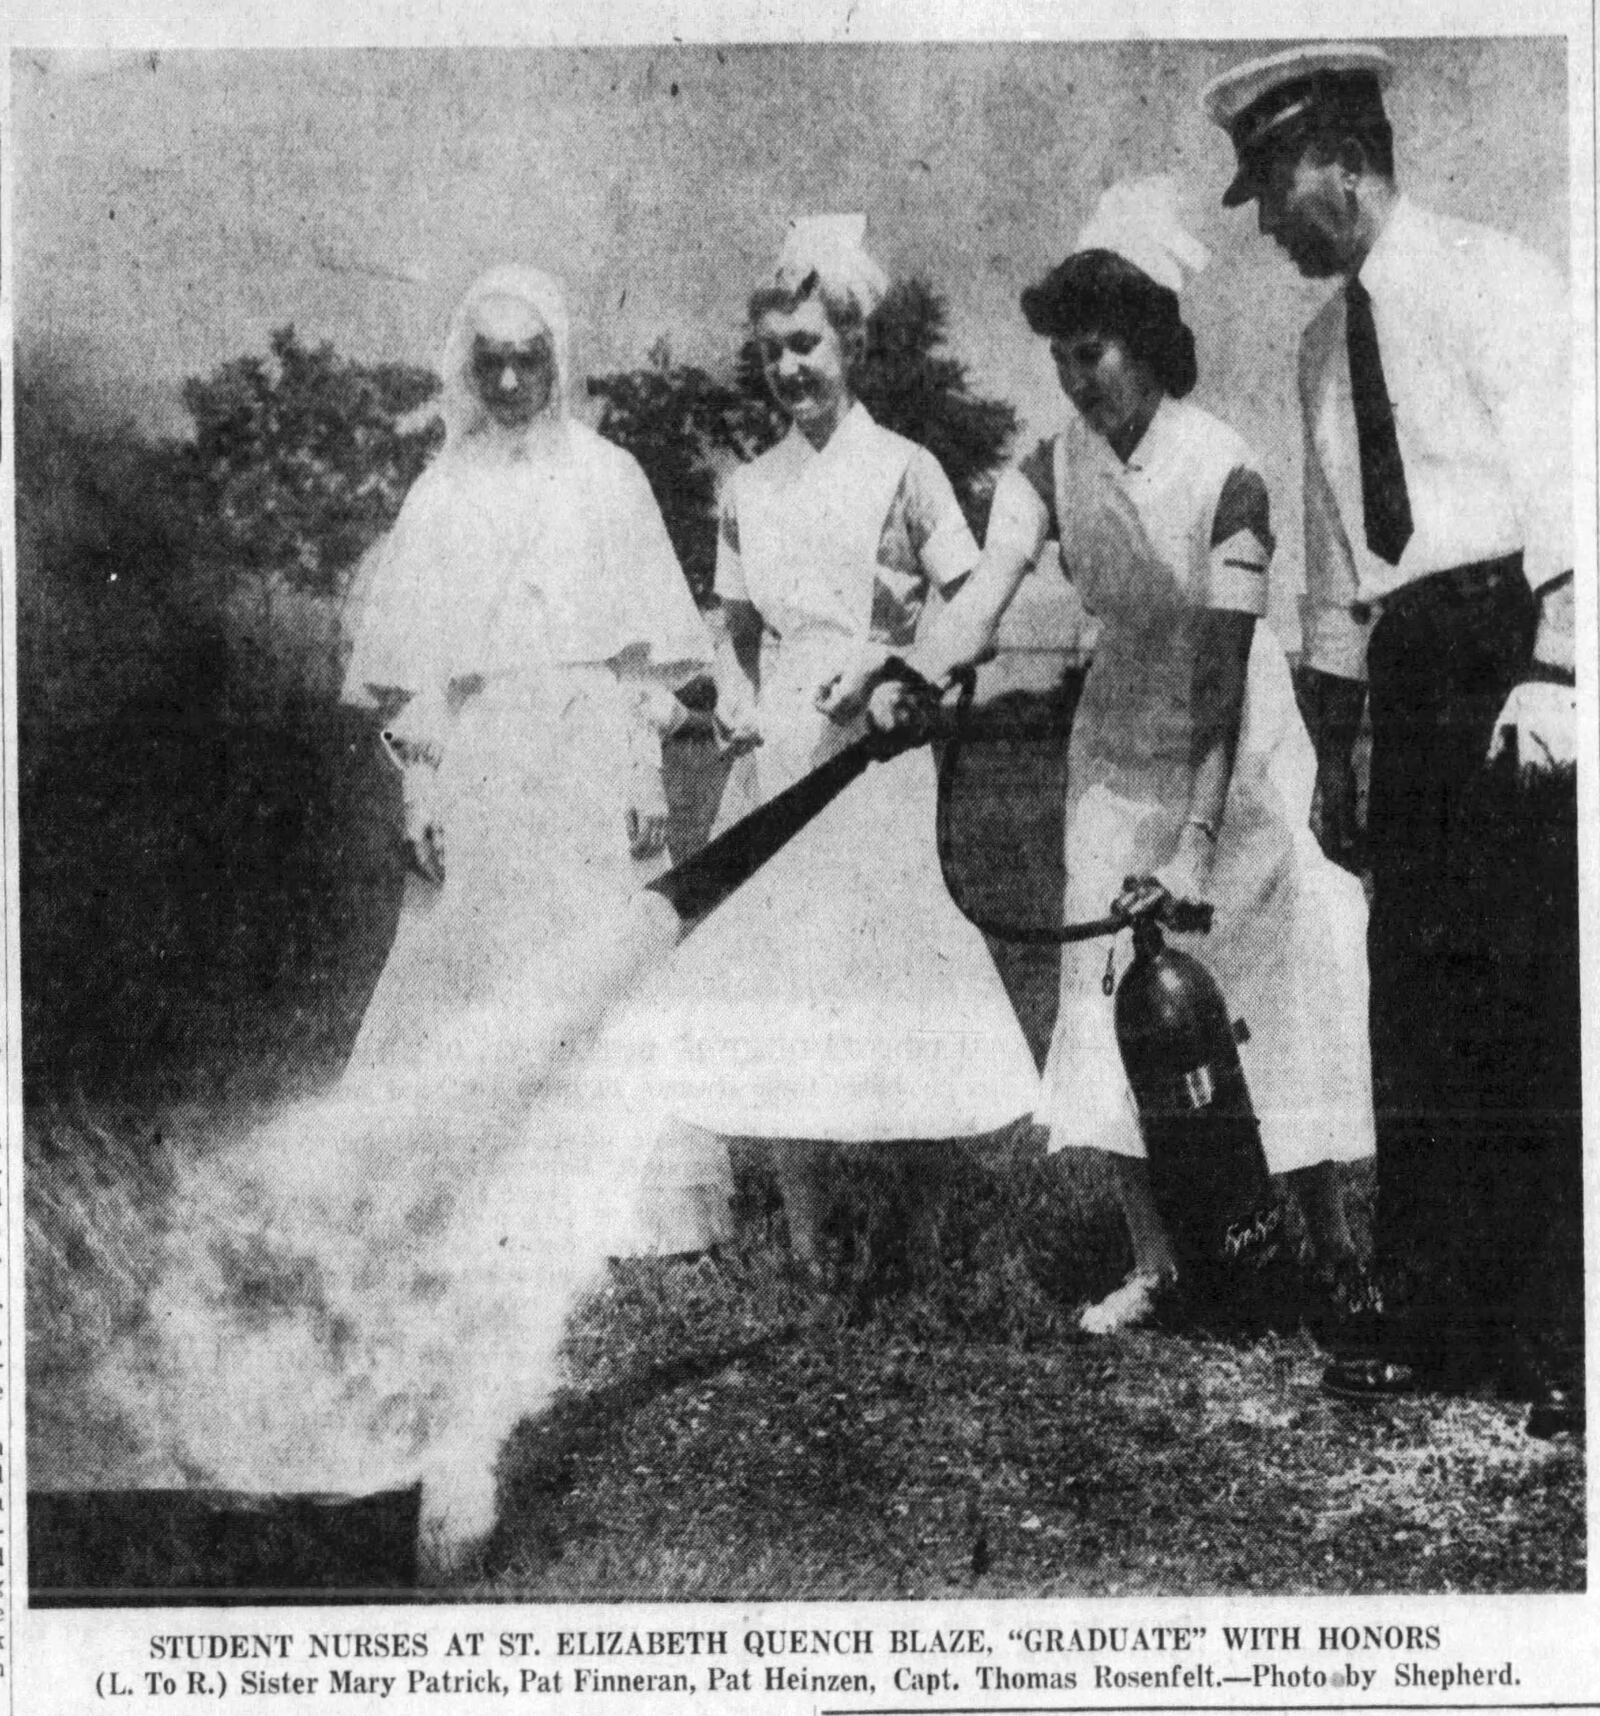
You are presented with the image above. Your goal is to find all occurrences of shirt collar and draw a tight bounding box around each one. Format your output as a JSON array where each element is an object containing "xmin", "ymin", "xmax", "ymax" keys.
[
  {"xmin": 781, "ymin": 398, "xmax": 874, "ymax": 467},
  {"xmin": 1121, "ymin": 393, "xmax": 1185, "ymax": 475},
  {"xmin": 1355, "ymin": 193, "xmax": 1420, "ymax": 298}
]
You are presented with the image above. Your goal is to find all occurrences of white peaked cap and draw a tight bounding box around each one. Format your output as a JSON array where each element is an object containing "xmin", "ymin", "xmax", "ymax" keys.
[
  {"xmin": 776, "ymin": 213, "xmax": 890, "ymax": 316},
  {"xmin": 1073, "ymin": 177, "xmax": 1210, "ymax": 294},
  {"xmin": 1200, "ymin": 42, "xmax": 1394, "ymax": 133}
]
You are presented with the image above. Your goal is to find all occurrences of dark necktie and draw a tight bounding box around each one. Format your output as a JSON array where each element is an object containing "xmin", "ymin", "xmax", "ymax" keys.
[{"xmin": 1345, "ymin": 276, "xmax": 1413, "ymax": 565}]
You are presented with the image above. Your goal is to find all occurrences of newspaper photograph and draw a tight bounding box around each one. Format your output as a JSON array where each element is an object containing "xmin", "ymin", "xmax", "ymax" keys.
[{"xmin": 2, "ymin": 0, "xmax": 1594, "ymax": 1710}]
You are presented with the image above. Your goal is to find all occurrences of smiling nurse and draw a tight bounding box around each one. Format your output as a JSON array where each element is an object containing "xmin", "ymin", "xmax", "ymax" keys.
[{"xmin": 651, "ymin": 216, "xmax": 1040, "ymax": 1279}]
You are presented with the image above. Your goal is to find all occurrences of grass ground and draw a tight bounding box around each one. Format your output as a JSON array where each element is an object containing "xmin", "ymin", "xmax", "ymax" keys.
[
  {"xmin": 22, "ymin": 702, "xmax": 1586, "ymax": 1596},
  {"xmin": 489, "ymin": 1249, "xmax": 1584, "ymax": 1598}
]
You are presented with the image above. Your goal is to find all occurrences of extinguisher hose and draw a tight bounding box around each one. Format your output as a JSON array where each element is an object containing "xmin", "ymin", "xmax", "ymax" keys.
[{"xmin": 932, "ymin": 667, "xmax": 1124, "ymax": 946}]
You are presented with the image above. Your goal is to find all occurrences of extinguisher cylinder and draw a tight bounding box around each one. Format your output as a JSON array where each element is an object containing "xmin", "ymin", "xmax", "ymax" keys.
[{"xmin": 1114, "ymin": 922, "xmax": 1280, "ymax": 1275}]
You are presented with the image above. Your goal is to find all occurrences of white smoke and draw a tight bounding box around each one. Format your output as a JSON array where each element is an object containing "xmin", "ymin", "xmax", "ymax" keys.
[{"xmin": 99, "ymin": 891, "xmax": 684, "ymax": 1574}]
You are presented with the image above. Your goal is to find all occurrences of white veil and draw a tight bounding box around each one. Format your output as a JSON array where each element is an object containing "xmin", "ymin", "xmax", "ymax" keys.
[
  {"xmin": 343, "ymin": 265, "xmax": 707, "ymax": 710},
  {"xmin": 436, "ymin": 264, "xmax": 573, "ymax": 451}
]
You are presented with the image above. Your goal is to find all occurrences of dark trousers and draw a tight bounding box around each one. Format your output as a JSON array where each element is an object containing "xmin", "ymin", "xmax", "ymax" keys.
[{"xmin": 1364, "ymin": 555, "xmax": 1577, "ymax": 1368}]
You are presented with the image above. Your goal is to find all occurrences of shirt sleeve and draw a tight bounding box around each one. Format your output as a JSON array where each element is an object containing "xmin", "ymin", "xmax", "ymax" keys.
[
  {"xmin": 1466, "ymin": 242, "xmax": 1571, "ymax": 592},
  {"xmin": 712, "ymin": 480, "xmax": 749, "ymax": 606},
  {"xmin": 985, "ymin": 461, "xmax": 1053, "ymax": 567},
  {"xmin": 1298, "ymin": 329, "xmax": 1373, "ymax": 682},
  {"xmin": 902, "ymin": 447, "xmax": 979, "ymax": 589},
  {"xmin": 1014, "ymin": 438, "xmax": 1056, "ymax": 522},
  {"xmin": 1204, "ymin": 465, "xmax": 1272, "ymax": 616}
]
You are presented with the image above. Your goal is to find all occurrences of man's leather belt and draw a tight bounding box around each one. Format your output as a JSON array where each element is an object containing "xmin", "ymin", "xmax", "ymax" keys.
[{"xmin": 1353, "ymin": 551, "xmax": 1523, "ymax": 627}]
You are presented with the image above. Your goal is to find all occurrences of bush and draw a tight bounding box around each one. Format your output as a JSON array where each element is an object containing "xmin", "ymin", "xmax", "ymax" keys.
[
  {"xmin": 14, "ymin": 357, "xmax": 231, "ymax": 733},
  {"xmin": 588, "ymin": 341, "xmax": 770, "ymax": 605},
  {"xmin": 171, "ymin": 326, "xmax": 440, "ymax": 597},
  {"xmin": 14, "ymin": 346, "xmax": 413, "ymax": 1102}
]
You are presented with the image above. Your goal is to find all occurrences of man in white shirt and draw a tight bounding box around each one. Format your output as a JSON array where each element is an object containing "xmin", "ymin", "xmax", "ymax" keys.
[{"xmin": 1202, "ymin": 44, "xmax": 1579, "ymax": 1432}]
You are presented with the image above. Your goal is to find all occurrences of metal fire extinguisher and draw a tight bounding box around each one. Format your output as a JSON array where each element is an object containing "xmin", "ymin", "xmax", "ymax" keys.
[
  {"xmin": 649, "ymin": 658, "xmax": 1281, "ymax": 1280},
  {"xmin": 926, "ymin": 669, "xmax": 1282, "ymax": 1281},
  {"xmin": 1108, "ymin": 884, "xmax": 1281, "ymax": 1275}
]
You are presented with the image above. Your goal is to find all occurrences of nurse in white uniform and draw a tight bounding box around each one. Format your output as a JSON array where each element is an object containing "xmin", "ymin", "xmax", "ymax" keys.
[
  {"xmin": 877, "ymin": 182, "xmax": 1375, "ymax": 1333},
  {"xmin": 658, "ymin": 216, "xmax": 1040, "ymax": 1273}
]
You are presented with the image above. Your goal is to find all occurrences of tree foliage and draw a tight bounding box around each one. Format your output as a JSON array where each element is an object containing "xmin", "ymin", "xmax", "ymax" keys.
[
  {"xmin": 853, "ymin": 279, "xmax": 1020, "ymax": 533},
  {"xmin": 14, "ymin": 347, "xmax": 414, "ymax": 1097},
  {"xmin": 173, "ymin": 326, "xmax": 441, "ymax": 594},
  {"xmin": 593, "ymin": 280, "xmax": 1018, "ymax": 602},
  {"xmin": 14, "ymin": 354, "xmax": 231, "ymax": 728},
  {"xmin": 587, "ymin": 339, "xmax": 773, "ymax": 606}
]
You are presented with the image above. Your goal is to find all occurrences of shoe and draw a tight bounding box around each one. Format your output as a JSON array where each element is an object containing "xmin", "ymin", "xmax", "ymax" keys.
[
  {"xmin": 1322, "ymin": 1335, "xmax": 1507, "ymax": 1400},
  {"xmin": 1079, "ymin": 1270, "xmax": 1178, "ymax": 1337},
  {"xmin": 1321, "ymin": 1355, "xmax": 1421, "ymax": 1399},
  {"xmin": 1525, "ymin": 1382, "xmax": 1585, "ymax": 1440},
  {"xmin": 1500, "ymin": 1339, "xmax": 1585, "ymax": 1437}
]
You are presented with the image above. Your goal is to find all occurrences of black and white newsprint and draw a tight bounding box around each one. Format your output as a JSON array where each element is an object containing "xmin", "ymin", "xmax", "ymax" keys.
[{"xmin": 1, "ymin": 1, "xmax": 1595, "ymax": 1712}]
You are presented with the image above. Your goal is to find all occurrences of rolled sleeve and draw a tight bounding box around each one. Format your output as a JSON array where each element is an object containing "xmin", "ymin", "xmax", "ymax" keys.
[
  {"xmin": 903, "ymin": 448, "xmax": 980, "ymax": 589},
  {"xmin": 985, "ymin": 465, "xmax": 1052, "ymax": 566},
  {"xmin": 1205, "ymin": 466, "xmax": 1272, "ymax": 615},
  {"xmin": 1207, "ymin": 533, "xmax": 1270, "ymax": 615}
]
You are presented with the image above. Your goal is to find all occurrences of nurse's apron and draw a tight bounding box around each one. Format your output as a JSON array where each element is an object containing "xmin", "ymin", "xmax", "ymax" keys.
[{"xmin": 1039, "ymin": 410, "xmax": 1374, "ymax": 1175}]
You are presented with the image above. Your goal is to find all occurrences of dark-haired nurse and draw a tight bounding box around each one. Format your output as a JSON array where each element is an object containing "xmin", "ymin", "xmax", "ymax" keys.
[{"xmin": 877, "ymin": 181, "xmax": 1376, "ymax": 1336}]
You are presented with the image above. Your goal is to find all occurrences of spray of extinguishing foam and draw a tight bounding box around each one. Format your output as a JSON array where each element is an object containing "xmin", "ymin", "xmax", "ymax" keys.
[{"xmin": 99, "ymin": 890, "xmax": 685, "ymax": 1572}]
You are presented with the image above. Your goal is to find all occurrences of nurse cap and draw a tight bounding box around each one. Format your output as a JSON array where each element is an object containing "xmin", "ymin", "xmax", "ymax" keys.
[
  {"xmin": 776, "ymin": 213, "xmax": 891, "ymax": 319},
  {"xmin": 1073, "ymin": 177, "xmax": 1209, "ymax": 293},
  {"xmin": 1200, "ymin": 43, "xmax": 1394, "ymax": 207}
]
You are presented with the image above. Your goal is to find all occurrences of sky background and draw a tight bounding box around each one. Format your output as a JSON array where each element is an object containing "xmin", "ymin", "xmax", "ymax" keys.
[{"xmin": 10, "ymin": 34, "xmax": 1572, "ymax": 628}]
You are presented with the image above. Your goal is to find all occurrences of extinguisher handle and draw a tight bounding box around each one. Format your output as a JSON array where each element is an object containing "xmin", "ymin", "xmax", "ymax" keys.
[
  {"xmin": 1162, "ymin": 896, "xmax": 1216, "ymax": 935},
  {"xmin": 861, "ymin": 656, "xmax": 952, "ymax": 758},
  {"xmin": 1113, "ymin": 877, "xmax": 1215, "ymax": 936}
]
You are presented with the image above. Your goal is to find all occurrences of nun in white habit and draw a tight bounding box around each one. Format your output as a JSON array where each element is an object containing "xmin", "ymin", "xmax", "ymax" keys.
[{"xmin": 342, "ymin": 265, "xmax": 728, "ymax": 1255}]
